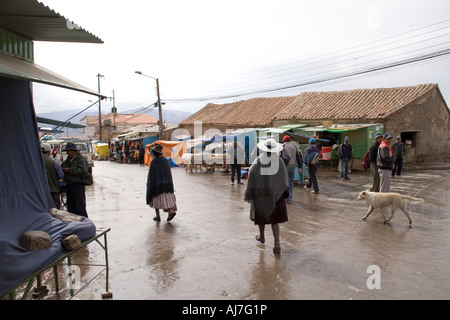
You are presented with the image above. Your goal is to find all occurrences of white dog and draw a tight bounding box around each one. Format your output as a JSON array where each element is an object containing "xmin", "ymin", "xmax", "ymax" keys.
[{"xmin": 357, "ymin": 191, "xmax": 424, "ymax": 224}]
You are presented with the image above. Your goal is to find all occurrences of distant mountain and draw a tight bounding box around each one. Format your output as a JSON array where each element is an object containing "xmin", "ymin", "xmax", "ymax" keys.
[
  {"xmin": 37, "ymin": 108, "xmax": 192, "ymax": 124},
  {"xmin": 37, "ymin": 107, "xmax": 193, "ymax": 138}
]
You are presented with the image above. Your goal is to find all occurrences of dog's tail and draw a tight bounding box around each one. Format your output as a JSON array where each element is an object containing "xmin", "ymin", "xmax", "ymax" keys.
[{"xmin": 402, "ymin": 195, "xmax": 425, "ymax": 202}]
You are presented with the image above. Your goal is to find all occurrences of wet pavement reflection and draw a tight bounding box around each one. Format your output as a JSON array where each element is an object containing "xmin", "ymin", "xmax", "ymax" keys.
[{"xmin": 51, "ymin": 161, "xmax": 450, "ymax": 299}]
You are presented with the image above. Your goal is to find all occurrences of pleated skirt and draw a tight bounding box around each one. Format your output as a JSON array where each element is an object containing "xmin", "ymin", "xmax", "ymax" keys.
[
  {"xmin": 253, "ymin": 195, "xmax": 288, "ymax": 225},
  {"xmin": 149, "ymin": 192, "xmax": 177, "ymax": 211}
]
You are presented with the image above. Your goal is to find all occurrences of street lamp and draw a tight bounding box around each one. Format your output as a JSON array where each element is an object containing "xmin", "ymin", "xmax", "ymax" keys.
[{"xmin": 135, "ymin": 71, "xmax": 164, "ymax": 140}]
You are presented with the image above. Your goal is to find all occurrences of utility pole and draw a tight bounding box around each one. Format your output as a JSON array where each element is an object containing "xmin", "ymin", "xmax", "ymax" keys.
[
  {"xmin": 97, "ymin": 73, "xmax": 104, "ymax": 141},
  {"xmin": 135, "ymin": 71, "xmax": 164, "ymax": 140},
  {"xmin": 111, "ymin": 89, "xmax": 116, "ymax": 131},
  {"xmin": 155, "ymin": 78, "xmax": 163, "ymax": 140}
]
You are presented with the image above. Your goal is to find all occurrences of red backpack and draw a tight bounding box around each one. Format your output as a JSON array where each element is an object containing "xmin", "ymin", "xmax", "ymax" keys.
[{"xmin": 362, "ymin": 150, "xmax": 370, "ymax": 170}]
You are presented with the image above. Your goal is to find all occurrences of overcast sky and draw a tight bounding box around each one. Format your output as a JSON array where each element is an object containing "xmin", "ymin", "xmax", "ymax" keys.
[{"xmin": 33, "ymin": 0, "xmax": 450, "ymax": 116}]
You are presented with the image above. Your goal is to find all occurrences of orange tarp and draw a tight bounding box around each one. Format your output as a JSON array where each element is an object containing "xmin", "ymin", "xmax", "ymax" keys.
[{"xmin": 144, "ymin": 140, "xmax": 187, "ymax": 166}]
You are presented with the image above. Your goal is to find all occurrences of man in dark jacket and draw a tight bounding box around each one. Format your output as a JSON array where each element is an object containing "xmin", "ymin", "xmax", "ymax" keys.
[
  {"xmin": 392, "ymin": 135, "xmax": 407, "ymax": 177},
  {"xmin": 338, "ymin": 136, "xmax": 353, "ymax": 180},
  {"xmin": 41, "ymin": 143, "xmax": 64, "ymax": 209},
  {"xmin": 61, "ymin": 142, "xmax": 89, "ymax": 217},
  {"xmin": 304, "ymin": 138, "xmax": 320, "ymax": 194},
  {"xmin": 368, "ymin": 132, "xmax": 383, "ymax": 192}
]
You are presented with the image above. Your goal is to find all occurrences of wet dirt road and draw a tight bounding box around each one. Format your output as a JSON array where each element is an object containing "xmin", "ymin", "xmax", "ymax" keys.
[{"xmin": 58, "ymin": 161, "xmax": 450, "ymax": 300}]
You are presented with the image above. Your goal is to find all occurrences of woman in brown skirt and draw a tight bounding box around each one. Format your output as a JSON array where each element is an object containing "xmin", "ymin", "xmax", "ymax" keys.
[
  {"xmin": 146, "ymin": 144, "xmax": 177, "ymax": 222},
  {"xmin": 244, "ymin": 138, "xmax": 289, "ymax": 254}
]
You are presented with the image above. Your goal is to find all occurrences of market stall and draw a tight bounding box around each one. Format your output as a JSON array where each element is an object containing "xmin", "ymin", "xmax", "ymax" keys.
[{"xmin": 144, "ymin": 140, "xmax": 187, "ymax": 166}]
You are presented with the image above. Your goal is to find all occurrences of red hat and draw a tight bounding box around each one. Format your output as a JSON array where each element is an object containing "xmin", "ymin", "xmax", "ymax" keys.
[{"xmin": 283, "ymin": 135, "xmax": 291, "ymax": 142}]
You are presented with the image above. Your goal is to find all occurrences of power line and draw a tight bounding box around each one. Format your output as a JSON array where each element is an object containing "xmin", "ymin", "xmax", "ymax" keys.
[
  {"xmin": 168, "ymin": 17, "xmax": 450, "ymax": 95},
  {"xmin": 164, "ymin": 47, "xmax": 450, "ymax": 103},
  {"xmin": 163, "ymin": 17, "xmax": 450, "ymax": 103}
]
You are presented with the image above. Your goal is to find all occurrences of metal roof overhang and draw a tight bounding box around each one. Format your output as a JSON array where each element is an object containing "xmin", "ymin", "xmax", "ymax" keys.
[
  {"xmin": 0, "ymin": 0, "xmax": 103, "ymax": 43},
  {"xmin": 38, "ymin": 127, "xmax": 64, "ymax": 134},
  {"xmin": 36, "ymin": 116, "xmax": 85, "ymax": 128},
  {"xmin": 323, "ymin": 124, "xmax": 379, "ymax": 133},
  {"xmin": 0, "ymin": 52, "xmax": 106, "ymax": 98},
  {"xmin": 284, "ymin": 132, "xmax": 330, "ymax": 145},
  {"xmin": 266, "ymin": 124, "xmax": 309, "ymax": 134}
]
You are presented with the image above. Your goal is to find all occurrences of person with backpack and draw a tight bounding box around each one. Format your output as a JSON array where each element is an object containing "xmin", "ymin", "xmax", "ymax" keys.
[
  {"xmin": 281, "ymin": 135, "xmax": 303, "ymax": 203},
  {"xmin": 377, "ymin": 133, "xmax": 395, "ymax": 192},
  {"xmin": 304, "ymin": 138, "xmax": 320, "ymax": 194},
  {"xmin": 338, "ymin": 136, "xmax": 353, "ymax": 180},
  {"xmin": 368, "ymin": 132, "xmax": 383, "ymax": 192}
]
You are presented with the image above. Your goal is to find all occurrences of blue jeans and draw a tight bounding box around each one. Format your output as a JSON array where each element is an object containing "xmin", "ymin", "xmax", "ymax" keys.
[
  {"xmin": 340, "ymin": 158, "xmax": 349, "ymax": 179},
  {"xmin": 286, "ymin": 166, "xmax": 295, "ymax": 202}
]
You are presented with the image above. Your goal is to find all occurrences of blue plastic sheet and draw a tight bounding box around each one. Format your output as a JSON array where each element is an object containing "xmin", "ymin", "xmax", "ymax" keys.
[{"xmin": 0, "ymin": 77, "xmax": 96, "ymax": 297}]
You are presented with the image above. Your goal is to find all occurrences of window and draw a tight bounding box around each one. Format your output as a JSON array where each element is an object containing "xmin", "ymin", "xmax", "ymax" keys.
[{"xmin": 401, "ymin": 132, "xmax": 416, "ymax": 148}]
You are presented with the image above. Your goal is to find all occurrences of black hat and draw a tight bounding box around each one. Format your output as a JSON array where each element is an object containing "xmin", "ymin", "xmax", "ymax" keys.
[
  {"xmin": 151, "ymin": 144, "xmax": 163, "ymax": 155},
  {"xmin": 63, "ymin": 142, "xmax": 79, "ymax": 151}
]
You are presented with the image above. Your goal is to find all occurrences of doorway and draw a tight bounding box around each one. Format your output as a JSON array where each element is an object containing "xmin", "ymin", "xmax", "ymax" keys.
[{"xmin": 401, "ymin": 132, "xmax": 417, "ymax": 163}]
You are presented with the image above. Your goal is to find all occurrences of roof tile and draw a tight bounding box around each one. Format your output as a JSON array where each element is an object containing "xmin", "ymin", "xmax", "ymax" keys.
[{"xmin": 181, "ymin": 84, "xmax": 438, "ymax": 126}]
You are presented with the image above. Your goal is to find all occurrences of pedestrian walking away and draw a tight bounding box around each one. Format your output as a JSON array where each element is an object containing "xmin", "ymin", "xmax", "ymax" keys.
[
  {"xmin": 281, "ymin": 135, "xmax": 303, "ymax": 203},
  {"xmin": 392, "ymin": 135, "xmax": 407, "ymax": 177},
  {"xmin": 227, "ymin": 140, "xmax": 246, "ymax": 185},
  {"xmin": 61, "ymin": 142, "xmax": 89, "ymax": 217},
  {"xmin": 41, "ymin": 143, "xmax": 64, "ymax": 209},
  {"xmin": 244, "ymin": 138, "xmax": 289, "ymax": 254},
  {"xmin": 146, "ymin": 143, "xmax": 178, "ymax": 222},
  {"xmin": 304, "ymin": 138, "xmax": 320, "ymax": 194},
  {"xmin": 139, "ymin": 145, "xmax": 146, "ymax": 166},
  {"xmin": 377, "ymin": 133, "xmax": 395, "ymax": 192},
  {"xmin": 369, "ymin": 132, "xmax": 383, "ymax": 192},
  {"xmin": 338, "ymin": 136, "xmax": 353, "ymax": 180}
]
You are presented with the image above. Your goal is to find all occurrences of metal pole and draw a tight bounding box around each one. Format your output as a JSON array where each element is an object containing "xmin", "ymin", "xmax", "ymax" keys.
[
  {"xmin": 112, "ymin": 89, "xmax": 116, "ymax": 130},
  {"xmin": 97, "ymin": 73, "xmax": 104, "ymax": 141},
  {"xmin": 156, "ymin": 78, "xmax": 163, "ymax": 140},
  {"xmin": 134, "ymin": 71, "xmax": 163, "ymax": 139}
]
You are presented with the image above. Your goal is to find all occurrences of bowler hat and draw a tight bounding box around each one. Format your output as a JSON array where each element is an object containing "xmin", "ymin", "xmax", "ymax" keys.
[
  {"xmin": 63, "ymin": 142, "xmax": 79, "ymax": 151},
  {"xmin": 151, "ymin": 143, "xmax": 163, "ymax": 155}
]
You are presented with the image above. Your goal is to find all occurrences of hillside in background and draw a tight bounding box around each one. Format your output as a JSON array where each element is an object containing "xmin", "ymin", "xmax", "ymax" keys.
[{"xmin": 37, "ymin": 107, "xmax": 193, "ymax": 137}]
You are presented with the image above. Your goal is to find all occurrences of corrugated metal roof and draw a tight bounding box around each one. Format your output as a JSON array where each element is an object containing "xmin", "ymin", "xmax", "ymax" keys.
[
  {"xmin": 0, "ymin": 52, "xmax": 106, "ymax": 97},
  {"xmin": 82, "ymin": 113, "xmax": 158, "ymax": 125},
  {"xmin": 0, "ymin": 0, "xmax": 103, "ymax": 43}
]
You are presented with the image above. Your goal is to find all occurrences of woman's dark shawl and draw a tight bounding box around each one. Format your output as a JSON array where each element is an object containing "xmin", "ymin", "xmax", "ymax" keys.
[
  {"xmin": 244, "ymin": 153, "xmax": 289, "ymax": 222},
  {"xmin": 146, "ymin": 156, "xmax": 174, "ymax": 204}
]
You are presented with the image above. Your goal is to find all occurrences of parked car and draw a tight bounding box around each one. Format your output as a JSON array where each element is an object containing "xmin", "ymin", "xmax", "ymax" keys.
[
  {"xmin": 56, "ymin": 140, "xmax": 95, "ymax": 174},
  {"xmin": 42, "ymin": 139, "xmax": 65, "ymax": 157}
]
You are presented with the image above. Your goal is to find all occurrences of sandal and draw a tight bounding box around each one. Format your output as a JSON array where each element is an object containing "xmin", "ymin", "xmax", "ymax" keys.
[
  {"xmin": 255, "ymin": 235, "xmax": 265, "ymax": 244},
  {"xmin": 167, "ymin": 211, "xmax": 177, "ymax": 222},
  {"xmin": 153, "ymin": 216, "xmax": 161, "ymax": 222},
  {"xmin": 273, "ymin": 245, "xmax": 281, "ymax": 254}
]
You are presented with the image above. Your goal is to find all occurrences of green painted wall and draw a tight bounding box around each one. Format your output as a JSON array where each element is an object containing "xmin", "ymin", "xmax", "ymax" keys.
[{"xmin": 0, "ymin": 28, "xmax": 34, "ymax": 62}]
